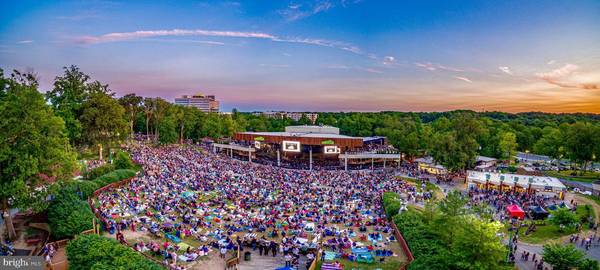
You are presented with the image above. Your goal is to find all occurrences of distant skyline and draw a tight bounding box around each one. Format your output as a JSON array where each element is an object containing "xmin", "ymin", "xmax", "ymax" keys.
[{"xmin": 1, "ymin": 0, "xmax": 599, "ymax": 112}]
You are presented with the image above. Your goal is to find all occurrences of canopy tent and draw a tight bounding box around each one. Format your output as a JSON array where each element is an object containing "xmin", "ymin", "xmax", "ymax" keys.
[
  {"xmin": 507, "ymin": 205, "xmax": 525, "ymax": 219},
  {"xmin": 529, "ymin": 206, "xmax": 549, "ymax": 220}
]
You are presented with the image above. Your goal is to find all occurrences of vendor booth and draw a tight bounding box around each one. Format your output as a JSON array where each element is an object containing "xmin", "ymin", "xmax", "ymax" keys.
[
  {"xmin": 529, "ymin": 206, "xmax": 549, "ymax": 220},
  {"xmin": 507, "ymin": 205, "xmax": 525, "ymax": 219}
]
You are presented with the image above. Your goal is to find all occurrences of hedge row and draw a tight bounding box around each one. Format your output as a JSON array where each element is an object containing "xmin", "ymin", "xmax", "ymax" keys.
[
  {"xmin": 65, "ymin": 169, "xmax": 137, "ymax": 199},
  {"xmin": 382, "ymin": 192, "xmax": 401, "ymax": 219},
  {"xmin": 66, "ymin": 234, "xmax": 162, "ymax": 270},
  {"xmin": 83, "ymin": 150, "xmax": 136, "ymax": 179}
]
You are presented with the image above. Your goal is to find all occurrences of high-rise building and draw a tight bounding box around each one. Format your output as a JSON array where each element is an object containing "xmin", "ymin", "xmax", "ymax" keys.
[
  {"xmin": 174, "ymin": 94, "xmax": 219, "ymax": 112},
  {"xmin": 253, "ymin": 111, "xmax": 319, "ymax": 123}
]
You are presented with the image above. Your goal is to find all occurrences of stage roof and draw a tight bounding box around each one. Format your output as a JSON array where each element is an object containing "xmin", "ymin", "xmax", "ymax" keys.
[
  {"xmin": 237, "ymin": 131, "xmax": 356, "ymax": 139},
  {"xmin": 234, "ymin": 129, "xmax": 365, "ymax": 149}
]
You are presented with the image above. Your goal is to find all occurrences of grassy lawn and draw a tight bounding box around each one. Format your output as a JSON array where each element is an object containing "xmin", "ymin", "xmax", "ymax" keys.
[
  {"xmin": 516, "ymin": 223, "xmax": 576, "ymax": 244},
  {"xmin": 584, "ymin": 194, "xmax": 600, "ymax": 206},
  {"xmin": 513, "ymin": 204, "xmax": 595, "ymax": 244},
  {"xmin": 544, "ymin": 170, "xmax": 600, "ymax": 183},
  {"xmin": 316, "ymin": 259, "xmax": 405, "ymax": 270}
]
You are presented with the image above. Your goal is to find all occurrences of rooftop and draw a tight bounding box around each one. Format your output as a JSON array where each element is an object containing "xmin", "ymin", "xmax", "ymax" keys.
[{"xmin": 237, "ymin": 131, "xmax": 357, "ymax": 139}]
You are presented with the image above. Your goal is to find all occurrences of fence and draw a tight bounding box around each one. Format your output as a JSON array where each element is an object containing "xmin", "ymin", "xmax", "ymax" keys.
[
  {"xmin": 381, "ymin": 194, "xmax": 414, "ymax": 270},
  {"xmin": 307, "ymin": 248, "xmax": 322, "ymax": 270}
]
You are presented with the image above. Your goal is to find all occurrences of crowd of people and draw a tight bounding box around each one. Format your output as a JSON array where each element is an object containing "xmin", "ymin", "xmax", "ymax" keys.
[{"xmin": 94, "ymin": 141, "xmax": 410, "ymax": 269}]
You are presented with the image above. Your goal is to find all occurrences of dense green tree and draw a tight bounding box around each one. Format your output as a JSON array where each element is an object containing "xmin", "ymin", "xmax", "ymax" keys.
[
  {"xmin": 548, "ymin": 207, "xmax": 579, "ymax": 231},
  {"xmin": 533, "ymin": 126, "xmax": 564, "ymax": 159},
  {"xmin": 542, "ymin": 243, "xmax": 586, "ymax": 270},
  {"xmin": 118, "ymin": 93, "xmax": 143, "ymax": 138},
  {"xmin": 565, "ymin": 122, "xmax": 598, "ymax": 173},
  {"xmin": 498, "ymin": 131, "xmax": 518, "ymax": 161},
  {"xmin": 0, "ymin": 70, "xmax": 77, "ymax": 239},
  {"xmin": 47, "ymin": 191, "xmax": 94, "ymax": 239},
  {"xmin": 79, "ymin": 92, "xmax": 128, "ymax": 159}
]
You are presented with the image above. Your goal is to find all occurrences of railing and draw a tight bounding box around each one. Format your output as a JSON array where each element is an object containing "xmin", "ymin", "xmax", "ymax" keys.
[
  {"xmin": 390, "ymin": 221, "xmax": 414, "ymax": 270},
  {"xmin": 225, "ymin": 245, "xmax": 241, "ymax": 269},
  {"xmin": 381, "ymin": 194, "xmax": 414, "ymax": 270},
  {"xmin": 307, "ymin": 248, "xmax": 322, "ymax": 270}
]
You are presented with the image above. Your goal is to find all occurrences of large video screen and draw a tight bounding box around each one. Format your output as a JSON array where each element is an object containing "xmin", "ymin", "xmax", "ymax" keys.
[
  {"xmin": 324, "ymin": 145, "xmax": 340, "ymax": 154},
  {"xmin": 282, "ymin": 141, "xmax": 301, "ymax": 152},
  {"xmin": 254, "ymin": 141, "xmax": 261, "ymax": 149}
]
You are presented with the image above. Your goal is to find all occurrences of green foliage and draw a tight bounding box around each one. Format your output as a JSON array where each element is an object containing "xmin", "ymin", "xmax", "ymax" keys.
[
  {"xmin": 92, "ymin": 169, "xmax": 136, "ymax": 187},
  {"xmin": 113, "ymin": 151, "xmax": 135, "ymax": 170},
  {"xmin": 386, "ymin": 190, "xmax": 507, "ymax": 270},
  {"xmin": 579, "ymin": 259, "xmax": 600, "ymax": 270},
  {"xmin": 84, "ymin": 164, "xmax": 115, "ymax": 180},
  {"xmin": 48, "ymin": 191, "xmax": 94, "ymax": 239},
  {"xmin": 158, "ymin": 116, "xmax": 178, "ymax": 144},
  {"xmin": 548, "ymin": 207, "xmax": 579, "ymax": 230},
  {"xmin": 382, "ymin": 192, "xmax": 402, "ymax": 219},
  {"xmin": 542, "ymin": 243, "xmax": 586, "ymax": 270},
  {"xmin": 63, "ymin": 180, "xmax": 100, "ymax": 199},
  {"xmin": 0, "ymin": 69, "xmax": 77, "ymax": 217},
  {"xmin": 80, "ymin": 92, "xmax": 128, "ymax": 149},
  {"xmin": 66, "ymin": 234, "xmax": 162, "ymax": 270},
  {"xmin": 48, "ymin": 168, "xmax": 135, "ymax": 239}
]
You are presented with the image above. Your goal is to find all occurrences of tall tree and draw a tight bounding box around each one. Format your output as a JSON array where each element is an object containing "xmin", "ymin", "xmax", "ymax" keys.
[
  {"xmin": 542, "ymin": 243, "xmax": 585, "ymax": 270},
  {"xmin": 533, "ymin": 126, "xmax": 564, "ymax": 159},
  {"xmin": 565, "ymin": 122, "xmax": 597, "ymax": 173},
  {"xmin": 118, "ymin": 93, "xmax": 143, "ymax": 139},
  {"xmin": 142, "ymin": 98, "xmax": 154, "ymax": 140},
  {"xmin": 498, "ymin": 131, "xmax": 518, "ymax": 161},
  {"xmin": 151, "ymin": 98, "xmax": 169, "ymax": 142},
  {"xmin": 79, "ymin": 92, "xmax": 127, "ymax": 159},
  {"xmin": 0, "ymin": 70, "xmax": 76, "ymax": 239},
  {"xmin": 45, "ymin": 65, "xmax": 89, "ymax": 144}
]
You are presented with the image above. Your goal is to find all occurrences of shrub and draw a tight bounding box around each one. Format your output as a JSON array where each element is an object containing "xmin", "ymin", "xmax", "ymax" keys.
[
  {"xmin": 84, "ymin": 163, "xmax": 115, "ymax": 180},
  {"xmin": 47, "ymin": 192, "xmax": 94, "ymax": 239},
  {"xmin": 549, "ymin": 208, "xmax": 579, "ymax": 231},
  {"xmin": 93, "ymin": 169, "xmax": 136, "ymax": 187},
  {"xmin": 66, "ymin": 234, "xmax": 162, "ymax": 270},
  {"xmin": 63, "ymin": 181, "xmax": 100, "ymax": 199},
  {"xmin": 114, "ymin": 151, "xmax": 135, "ymax": 170}
]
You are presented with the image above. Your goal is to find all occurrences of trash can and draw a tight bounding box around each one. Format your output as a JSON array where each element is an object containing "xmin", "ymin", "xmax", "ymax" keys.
[{"xmin": 244, "ymin": 251, "xmax": 251, "ymax": 261}]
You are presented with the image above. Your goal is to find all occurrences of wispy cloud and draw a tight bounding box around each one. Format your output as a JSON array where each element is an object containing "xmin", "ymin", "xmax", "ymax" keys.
[
  {"xmin": 547, "ymin": 60, "xmax": 556, "ymax": 65},
  {"xmin": 498, "ymin": 66, "xmax": 513, "ymax": 75},
  {"xmin": 75, "ymin": 28, "xmax": 363, "ymax": 55},
  {"xmin": 259, "ymin": 64, "xmax": 290, "ymax": 68},
  {"xmin": 454, "ymin": 76, "xmax": 473, "ymax": 83},
  {"xmin": 415, "ymin": 62, "xmax": 463, "ymax": 72},
  {"xmin": 536, "ymin": 64, "xmax": 598, "ymax": 90},
  {"xmin": 327, "ymin": 64, "xmax": 383, "ymax": 74},
  {"xmin": 17, "ymin": 40, "xmax": 34, "ymax": 44},
  {"xmin": 279, "ymin": 1, "xmax": 334, "ymax": 21},
  {"xmin": 382, "ymin": 56, "xmax": 395, "ymax": 65}
]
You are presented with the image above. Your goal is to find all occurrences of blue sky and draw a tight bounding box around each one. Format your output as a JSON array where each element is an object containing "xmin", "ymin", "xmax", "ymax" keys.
[{"xmin": 1, "ymin": 0, "xmax": 599, "ymax": 112}]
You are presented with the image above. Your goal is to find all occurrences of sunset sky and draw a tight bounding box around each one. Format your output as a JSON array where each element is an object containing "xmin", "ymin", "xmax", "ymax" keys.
[{"xmin": 1, "ymin": 0, "xmax": 599, "ymax": 112}]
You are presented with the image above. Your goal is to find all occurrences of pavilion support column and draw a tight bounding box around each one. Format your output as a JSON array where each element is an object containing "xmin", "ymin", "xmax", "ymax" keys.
[
  {"xmin": 277, "ymin": 150, "xmax": 281, "ymax": 167},
  {"xmin": 345, "ymin": 156, "xmax": 348, "ymax": 171},
  {"xmin": 309, "ymin": 148, "xmax": 313, "ymax": 171},
  {"xmin": 371, "ymin": 158, "xmax": 374, "ymax": 170},
  {"xmin": 383, "ymin": 159, "xmax": 386, "ymax": 168},
  {"xmin": 213, "ymin": 145, "xmax": 216, "ymax": 154},
  {"xmin": 397, "ymin": 156, "xmax": 401, "ymax": 168},
  {"xmin": 248, "ymin": 150, "xmax": 252, "ymax": 162}
]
